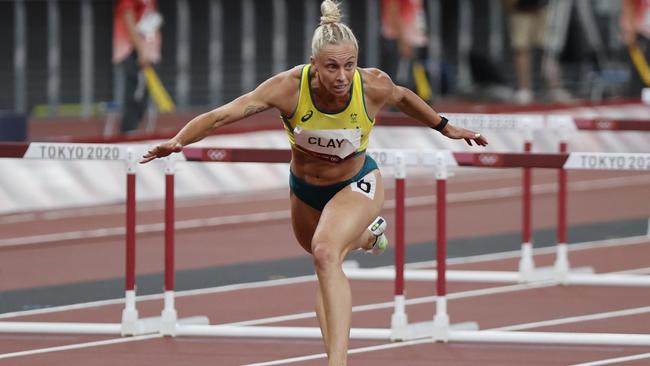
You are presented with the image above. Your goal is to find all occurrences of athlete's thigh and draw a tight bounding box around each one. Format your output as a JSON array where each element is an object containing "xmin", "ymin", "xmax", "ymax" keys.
[
  {"xmin": 289, "ymin": 191, "xmax": 321, "ymax": 254},
  {"xmin": 314, "ymin": 170, "xmax": 385, "ymax": 251}
]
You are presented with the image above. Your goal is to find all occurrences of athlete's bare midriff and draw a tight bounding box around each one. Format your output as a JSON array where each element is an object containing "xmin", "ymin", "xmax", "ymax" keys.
[{"xmin": 290, "ymin": 147, "xmax": 365, "ymax": 185}]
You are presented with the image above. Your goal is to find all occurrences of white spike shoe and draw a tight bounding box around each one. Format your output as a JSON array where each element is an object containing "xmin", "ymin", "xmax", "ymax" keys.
[{"xmin": 366, "ymin": 216, "xmax": 388, "ymax": 255}]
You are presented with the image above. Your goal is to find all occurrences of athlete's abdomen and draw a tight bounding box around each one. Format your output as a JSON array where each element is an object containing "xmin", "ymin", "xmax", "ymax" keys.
[{"xmin": 289, "ymin": 147, "xmax": 366, "ymax": 186}]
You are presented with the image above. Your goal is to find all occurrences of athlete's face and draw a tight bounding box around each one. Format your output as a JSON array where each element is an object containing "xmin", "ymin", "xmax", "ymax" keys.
[{"xmin": 311, "ymin": 42, "xmax": 358, "ymax": 97}]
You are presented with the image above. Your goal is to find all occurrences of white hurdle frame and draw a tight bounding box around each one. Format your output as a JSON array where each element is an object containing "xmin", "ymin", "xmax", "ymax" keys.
[
  {"xmin": 0, "ymin": 142, "xmax": 206, "ymax": 336},
  {"xmin": 167, "ymin": 147, "xmax": 650, "ymax": 346},
  {"xmin": 0, "ymin": 143, "xmax": 136, "ymax": 336},
  {"xmin": 345, "ymin": 149, "xmax": 650, "ymax": 346},
  {"xmin": 347, "ymin": 149, "xmax": 650, "ymax": 288}
]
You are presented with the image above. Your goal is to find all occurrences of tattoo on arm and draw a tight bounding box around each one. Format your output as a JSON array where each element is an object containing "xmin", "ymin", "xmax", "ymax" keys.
[{"xmin": 244, "ymin": 105, "xmax": 266, "ymax": 117}]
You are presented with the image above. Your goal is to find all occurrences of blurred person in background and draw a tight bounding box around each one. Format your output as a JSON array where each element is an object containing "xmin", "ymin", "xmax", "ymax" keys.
[
  {"xmin": 113, "ymin": 0, "xmax": 162, "ymax": 134},
  {"xmin": 381, "ymin": 0, "xmax": 433, "ymax": 103},
  {"xmin": 504, "ymin": 0, "xmax": 571, "ymax": 104},
  {"xmin": 620, "ymin": 0, "xmax": 650, "ymax": 96}
]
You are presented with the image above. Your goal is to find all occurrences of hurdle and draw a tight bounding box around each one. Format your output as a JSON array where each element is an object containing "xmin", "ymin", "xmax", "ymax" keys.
[
  {"xmin": 158, "ymin": 147, "xmax": 403, "ymax": 339},
  {"xmin": 0, "ymin": 122, "xmax": 529, "ymax": 340},
  {"xmin": 0, "ymin": 142, "xmax": 206, "ymax": 336},
  {"xmin": 345, "ymin": 149, "xmax": 650, "ymax": 288},
  {"xmin": 0, "ymin": 145, "xmax": 649, "ymax": 346},
  {"xmin": 378, "ymin": 112, "xmax": 650, "ymax": 283},
  {"xmin": 348, "ymin": 149, "xmax": 650, "ymax": 340},
  {"xmin": 0, "ymin": 112, "xmax": 649, "ymax": 346},
  {"xmin": 157, "ymin": 146, "xmax": 650, "ymax": 347},
  {"xmin": 379, "ymin": 112, "xmax": 563, "ymax": 281}
]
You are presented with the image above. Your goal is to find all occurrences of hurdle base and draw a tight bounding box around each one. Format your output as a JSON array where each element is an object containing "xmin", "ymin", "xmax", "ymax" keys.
[
  {"xmin": 0, "ymin": 321, "xmax": 122, "ymax": 335},
  {"xmin": 449, "ymin": 330, "xmax": 650, "ymax": 347},
  {"xmin": 518, "ymin": 242, "xmax": 535, "ymax": 282},
  {"xmin": 347, "ymin": 266, "xmax": 650, "ymax": 289},
  {"xmin": 175, "ymin": 324, "xmax": 391, "ymax": 340},
  {"xmin": 390, "ymin": 294, "xmax": 409, "ymax": 340},
  {"xmin": 344, "ymin": 268, "xmax": 522, "ymax": 283},
  {"xmin": 121, "ymin": 308, "xmax": 139, "ymax": 336},
  {"xmin": 519, "ymin": 265, "xmax": 594, "ymax": 283},
  {"xmin": 392, "ymin": 321, "xmax": 479, "ymax": 342},
  {"xmin": 137, "ymin": 315, "xmax": 210, "ymax": 335},
  {"xmin": 0, "ymin": 316, "xmax": 209, "ymax": 337},
  {"xmin": 121, "ymin": 289, "xmax": 139, "ymax": 336},
  {"xmin": 566, "ymin": 273, "xmax": 650, "ymax": 287}
]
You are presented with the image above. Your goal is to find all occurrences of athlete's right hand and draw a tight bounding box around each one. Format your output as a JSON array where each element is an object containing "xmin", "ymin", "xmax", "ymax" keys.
[{"xmin": 140, "ymin": 140, "xmax": 183, "ymax": 163}]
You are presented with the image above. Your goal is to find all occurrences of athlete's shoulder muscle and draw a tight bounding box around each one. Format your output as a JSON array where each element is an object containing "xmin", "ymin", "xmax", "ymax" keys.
[
  {"xmin": 359, "ymin": 67, "xmax": 395, "ymax": 111},
  {"xmin": 254, "ymin": 65, "xmax": 303, "ymax": 115}
]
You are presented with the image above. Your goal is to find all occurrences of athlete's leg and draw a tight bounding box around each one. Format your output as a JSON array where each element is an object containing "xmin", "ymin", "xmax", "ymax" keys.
[
  {"xmin": 311, "ymin": 170, "xmax": 385, "ymax": 365},
  {"xmin": 315, "ymin": 285, "xmax": 329, "ymax": 355},
  {"xmin": 289, "ymin": 191, "xmax": 320, "ymax": 255},
  {"xmin": 289, "ymin": 192, "xmax": 331, "ymax": 354}
]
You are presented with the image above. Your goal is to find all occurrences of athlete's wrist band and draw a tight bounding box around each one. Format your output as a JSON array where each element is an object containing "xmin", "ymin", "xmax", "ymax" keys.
[{"xmin": 433, "ymin": 116, "xmax": 448, "ymax": 132}]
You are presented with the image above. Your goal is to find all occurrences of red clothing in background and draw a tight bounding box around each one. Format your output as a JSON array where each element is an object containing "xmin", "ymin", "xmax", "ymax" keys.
[
  {"xmin": 381, "ymin": 0, "xmax": 427, "ymax": 47},
  {"xmin": 112, "ymin": 0, "xmax": 161, "ymax": 64}
]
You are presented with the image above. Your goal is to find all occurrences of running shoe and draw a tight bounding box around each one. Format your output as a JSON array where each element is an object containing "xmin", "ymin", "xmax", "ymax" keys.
[{"xmin": 366, "ymin": 216, "xmax": 388, "ymax": 255}]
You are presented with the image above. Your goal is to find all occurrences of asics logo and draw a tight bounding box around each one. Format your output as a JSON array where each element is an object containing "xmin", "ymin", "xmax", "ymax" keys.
[{"xmin": 301, "ymin": 110, "xmax": 314, "ymax": 122}]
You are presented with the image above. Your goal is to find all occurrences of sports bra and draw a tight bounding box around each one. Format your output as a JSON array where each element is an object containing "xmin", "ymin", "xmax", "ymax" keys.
[{"xmin": 281, "ymin": 65, "xmax": 375, "ymax": 163}]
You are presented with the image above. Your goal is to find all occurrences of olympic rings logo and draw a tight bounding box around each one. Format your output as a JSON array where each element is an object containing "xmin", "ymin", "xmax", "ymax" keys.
[
  {"xmin": 206, "ymin": 149, "xmax": 228, "ymax": 161},
  {"xmin": 595, "ymin": 120, "xmax": 614, "ymax": 130},
  {"xmin": 477, "ymin": 154, "xmax": 500, "ymax": 166}
]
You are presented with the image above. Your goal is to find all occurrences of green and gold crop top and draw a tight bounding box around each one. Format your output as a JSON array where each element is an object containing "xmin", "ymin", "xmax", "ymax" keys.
[{"xmin": 282, "ymin": 65, "xmax": 375, "ymax": 163}]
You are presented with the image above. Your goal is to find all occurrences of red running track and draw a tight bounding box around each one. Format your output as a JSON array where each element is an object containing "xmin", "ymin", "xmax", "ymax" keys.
[{"xmin": 0, "ymin": 169, "xmax": 649, "ymax": 365}]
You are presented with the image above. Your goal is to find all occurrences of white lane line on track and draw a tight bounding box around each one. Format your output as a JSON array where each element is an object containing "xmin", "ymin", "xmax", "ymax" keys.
[
  {"xmin": 227, "ymin": 281, "xmax": 558, "ymax": 326},
  {"xmin": 0, "ymin": 210, "xmax": 291, "ymax": 247},
  {"xmin": 234, "ymin": 266, "xmax": 650, "ymax": 365},
  {"xmin": 489, "ymin": 306, "xmax": 650, "ymax": 331},
  {"xmin": 2, "ymin": 174, "xmax": 648, "ymax": 248},
  {"xmin": 2, "ymin": 257, "xmax": 650, "ymax": 362},
  {"xmin": 241, "ymin": 338, "xmax": 437, "ymax": 366},
  {"xmin": 241, "ymin": 303, "xmax": 650, "ymax": 366},
  {"xmin": 0, "ymin": 334, "xmax": 162, "ymax": 360},
  {"xmin": 227, "ymin": 266, "xmax": 650, "ymax": 327},
  {"xmin": 1, "ymin": 236, "xmax": 648, "ymax": 319},
  {"xmin": 0, "ymin": 190, "xmax": 291, "ymax": 225},
  {"xmin": 571, "ymin": 352, "xmax": 650, "ymax": 366},
  {"xmin": 3, "ymin": 268, "xmax": 647, "ymax": 363}
]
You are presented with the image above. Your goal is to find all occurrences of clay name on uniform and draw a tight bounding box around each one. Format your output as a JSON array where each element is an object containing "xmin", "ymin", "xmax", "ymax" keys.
[{"xmin": 307, "ymin": 137, "xmax": 345, "ymax": 148}]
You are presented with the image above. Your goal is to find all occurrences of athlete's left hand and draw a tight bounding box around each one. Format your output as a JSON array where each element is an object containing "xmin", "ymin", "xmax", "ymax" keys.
[
  {"xmin": 140, "ymin": 140, "xmax": 183, "ymax": 163},
  {"xmin": 442, "ymin": 125, "xmax": 488, "ymax": 147}
]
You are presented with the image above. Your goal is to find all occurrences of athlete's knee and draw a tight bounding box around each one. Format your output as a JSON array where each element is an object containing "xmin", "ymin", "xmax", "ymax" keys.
[{"xmin": 311, "ymin": 237, "xmax": 341, "ymax": 272}]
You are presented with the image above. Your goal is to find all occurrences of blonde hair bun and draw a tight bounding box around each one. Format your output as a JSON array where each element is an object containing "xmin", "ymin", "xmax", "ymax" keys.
[
  {"xmin": 320, "ymin": 0, "xmax": 341, "ymax": 25},
  {"xmin": 311, "ymin": 0, "xmax": 358, "ymax": 55}
]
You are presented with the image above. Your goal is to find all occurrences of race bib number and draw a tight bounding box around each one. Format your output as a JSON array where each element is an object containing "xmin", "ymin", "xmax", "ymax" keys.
[
  {"xmin": 294, "ymin": 127, "xmax": 361, "ymax": 160},
  {"xmin": 350, "ymin": 171, "xmax": 376, "ymax": 200}
]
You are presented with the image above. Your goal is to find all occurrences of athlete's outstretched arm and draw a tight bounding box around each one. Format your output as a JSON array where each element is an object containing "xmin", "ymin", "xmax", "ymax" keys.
[
  {"xmin": 381, "ymin": 72, "xmax": 488, "ymax": 146},
  {"xmin": 140, "ymin": 73, "xmax": 287, "ymax": 163}
]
